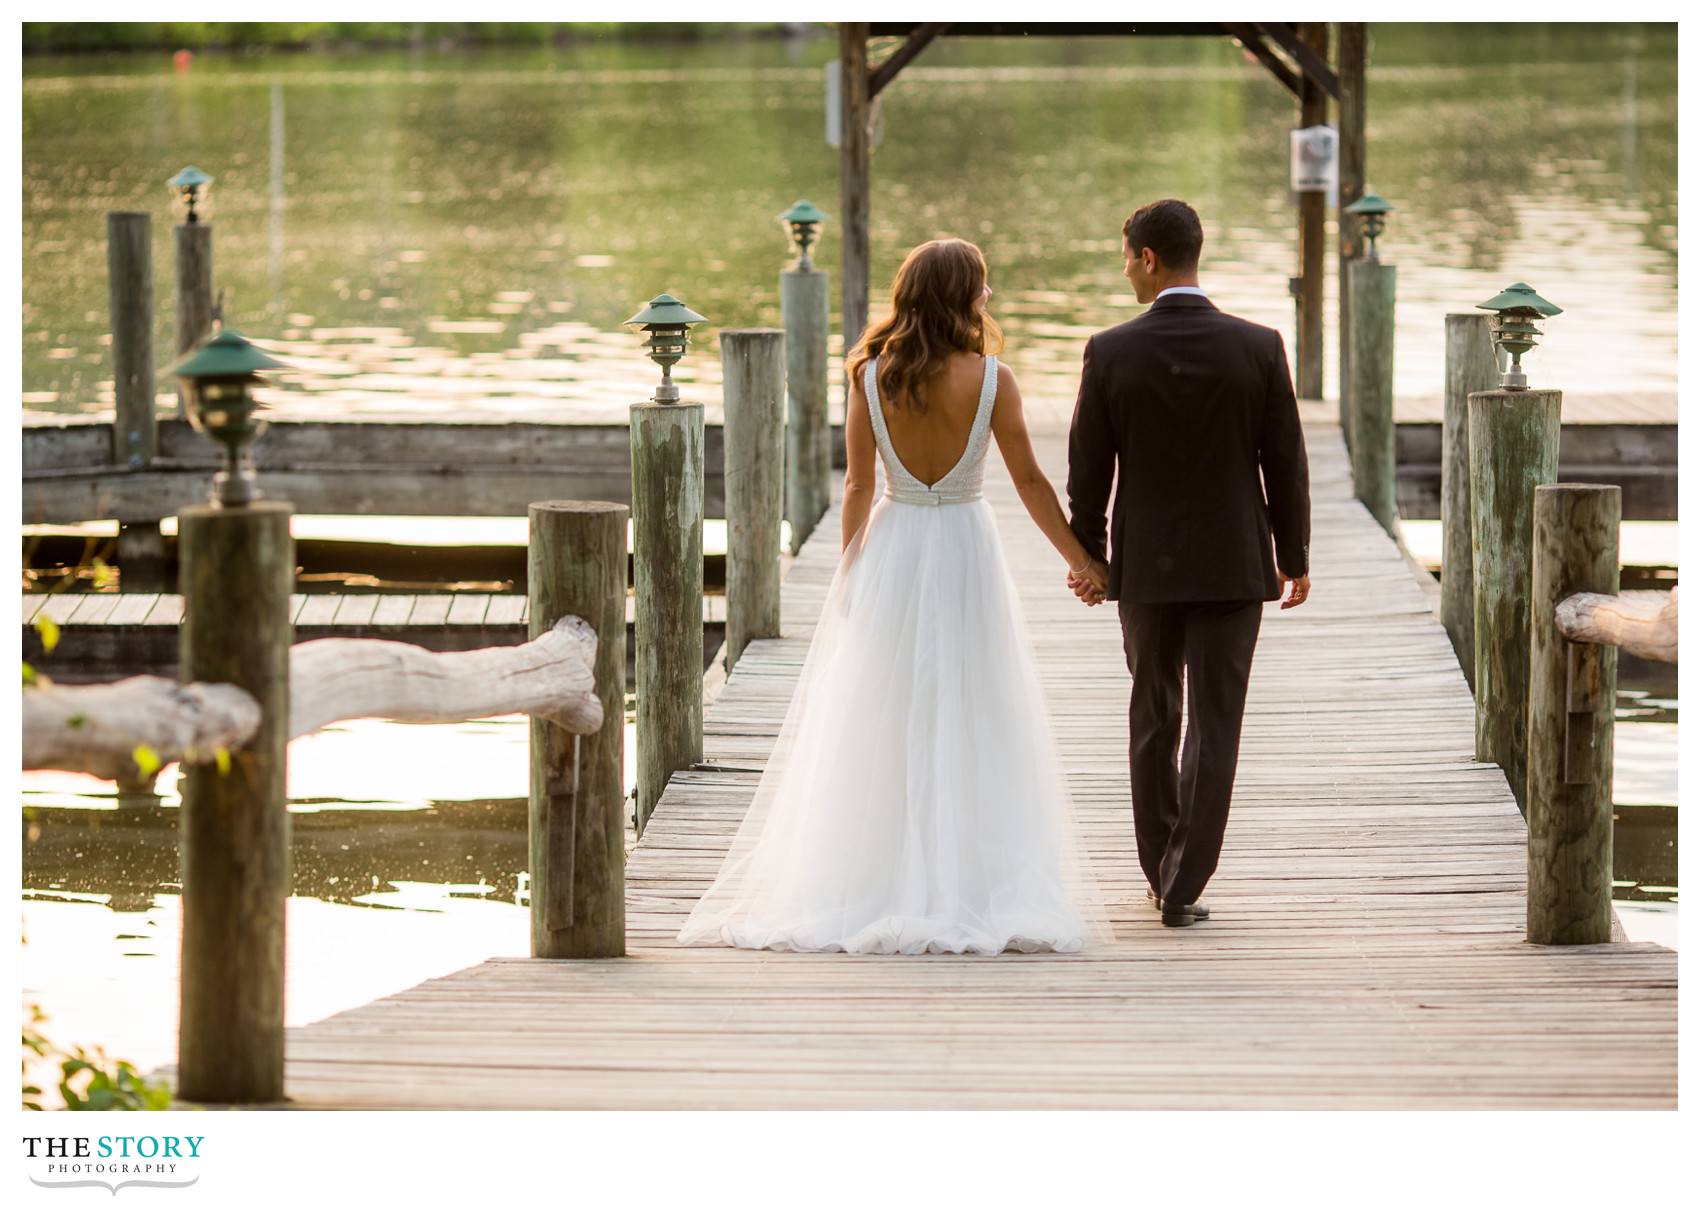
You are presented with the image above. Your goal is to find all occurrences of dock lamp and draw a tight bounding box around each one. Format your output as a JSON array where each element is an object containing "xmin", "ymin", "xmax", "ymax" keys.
[
  {"xmin": 1344, "ymin": 192, "xmax": 1394, "ymax": 261},
  {"xmin": 779, "ymin": 199, "xmax": 829, "ymax": 271},
  {"xmin": 625, "ymin": 293, "xmax": 708, "ymax": 404},
  {"xmin": 1475, "ymin": 283, "xmax": 1563, "ymax": 391},
  {"xmin": 165, "ymin": 329, "xmax": 286, "ymax": 506},
  {"xmin": 168, "ymin": 165, "xmax": 214, "ymax": 225}
]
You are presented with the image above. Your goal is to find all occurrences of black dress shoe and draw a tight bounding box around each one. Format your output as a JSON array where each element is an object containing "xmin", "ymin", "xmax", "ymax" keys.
[
  {"xmin": 1148, "ymin": 886, "xmax": 1210, "ymax": 920},
  {"xmin": 1161, "ymin": 904, "xmax": 1207, "ymax": 927}
]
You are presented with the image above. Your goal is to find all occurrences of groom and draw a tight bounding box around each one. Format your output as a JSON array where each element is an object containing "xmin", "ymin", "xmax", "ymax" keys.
[{"xmin": 1065, "ymin": 198, "xmax": 1311, "ymax": 927}]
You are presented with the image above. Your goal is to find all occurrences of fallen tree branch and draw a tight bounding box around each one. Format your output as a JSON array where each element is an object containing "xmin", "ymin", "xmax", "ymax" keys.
[
  {"xmin": 1555, "ymin": 585, "xmax": 1677, "ymax": 663},
  {"xmin": 23, "ymin": 615, "xmax": 604, "ymax": 778},
  {"xmin": 23, "ymin": 677, "xmax": 261, "ymax": 781}
]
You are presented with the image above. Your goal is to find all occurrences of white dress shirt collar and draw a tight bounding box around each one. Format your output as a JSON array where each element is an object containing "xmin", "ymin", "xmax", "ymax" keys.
[{"xmin": 1156, "ymin": 285, "xmax": 1209, "ymax": 300}]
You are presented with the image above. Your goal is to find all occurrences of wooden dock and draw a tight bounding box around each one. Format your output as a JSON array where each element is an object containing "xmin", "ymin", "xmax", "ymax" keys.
[{"xmin": 240, "ymin": 416, "xmax": 1674, "ymax": 1109}]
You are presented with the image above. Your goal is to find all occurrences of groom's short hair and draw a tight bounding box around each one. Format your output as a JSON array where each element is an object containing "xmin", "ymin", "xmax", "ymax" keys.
[{"xmin": 1123, "ymin": 200, "xmax": 1203, "ymax": 272}]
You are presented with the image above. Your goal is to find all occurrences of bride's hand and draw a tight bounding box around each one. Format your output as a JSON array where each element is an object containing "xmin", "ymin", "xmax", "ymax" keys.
[{"xmin": 1067, "ymin": 558, "xmax": 1109, "ymax": 606}]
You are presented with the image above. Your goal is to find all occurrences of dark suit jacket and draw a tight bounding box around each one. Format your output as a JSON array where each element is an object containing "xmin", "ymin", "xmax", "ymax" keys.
[{"xmin": 1066, "ymin": 293, "xmax": 1310, "ymax": 604}]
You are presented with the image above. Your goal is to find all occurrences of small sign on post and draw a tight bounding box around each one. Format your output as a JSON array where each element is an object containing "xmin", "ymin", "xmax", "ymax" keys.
[
  {"xmin": 1291, "ymin": 124, "xmax": 1338, "ymax": 200},
  {"xmin": 825, "ymin": 60, "xmax": 841, "ymax": 148}
]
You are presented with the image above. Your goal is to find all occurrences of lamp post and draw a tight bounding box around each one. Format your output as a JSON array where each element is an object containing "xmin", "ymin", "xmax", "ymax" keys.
[
  {"xmin": 1343, "ymin": 189, "xmax": 1398, "ymax": 534},
  {"xmin": 780, "ymin": 198, "xmax": 828, "ymax": 271},
  {"xmin": 164, "ymin": 325, "xmax": 294, "ymax": 1105},
  {"xmin": 1476, "ymin": 282, "xmax": 1563, "ymax": 391},
  {"xmin": 626, "ymin": 294, "xmax": 708, "ymax": 833},
  {"xmin": 1343, "ymin": 192, "xmax": 1394, "ymax": 261},
  {"xmin": 779, "ymin": 199, "xmax": 832, "ymax": 553},
  {"xmin": 1468, "ymin": 282, "xmax": 1565, "ymax": 811},
  {"xmin": 166, "ymin": 329, "xmax": 286, "ymax": 508},
  {"xmin": 169, "ymin": 166, "xmax": 217, "ymax": 420}
]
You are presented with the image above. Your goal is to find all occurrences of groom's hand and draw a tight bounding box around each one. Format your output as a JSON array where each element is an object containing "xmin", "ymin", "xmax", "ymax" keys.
[
  {"xmin": 1277, "ymin": 568, "xmax": 1311, "ymax": 610},
  {"xmin": 1067, "ymin": 559, "xmax": 1109, "ymax": 607}
]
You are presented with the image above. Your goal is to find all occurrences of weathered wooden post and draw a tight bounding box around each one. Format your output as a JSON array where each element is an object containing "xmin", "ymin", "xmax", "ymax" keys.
[
  {"xmin": 720, "ymin": 329, "xmax": 785, "ymax": 672},
  {"xmin": 626, "ymin": 293, "xmax": 707, "ymax": 834},
  {"xmin": 839, "ymin": 24, "xmax": 872, "ymax": 386},
  {"xmin": 1343, "ymin": 193, "xmax": 1397, "ymax": 534},
  {"xmin": 168, "ymin": 166, "xmax": 216, "ymax": 420},
  {"xmin": 1336, "ymin": 22, "xmax": 1368, "ymax": 436},
  {"xmin": 779, "ymin": 200, "xmax": 832, "ymax": 552},
  {"xmin": 1469, "ymin": 283, "xmax": 1565, "ymax": 812},
  {"xmin": 106, "ymin": 212, "xmax": 168, "ymax": 592},
  {"xmin": 168, "ymin": 330, "xmax": 293, "ymax": 1105},
  {"xmin": 1440, "ymin": 312, "xmax": 1499, "ymax": 687},
  {"xmin": 1526, "ymin": 484, "xmax": 1619, "ymax": 945},
  {"xmin": 1293, "ymin": 21, "xmax": 1330, "ymax": 401},
  {"xmin": 528, "ymin": 501, "xmax": 628, "ymax": 958}
]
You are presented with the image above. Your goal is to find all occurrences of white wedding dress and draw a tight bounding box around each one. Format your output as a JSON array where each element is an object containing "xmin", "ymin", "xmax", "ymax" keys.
[{"xmin": 677, "ymin": 353, "xmax": 1111, "ymax": 954}]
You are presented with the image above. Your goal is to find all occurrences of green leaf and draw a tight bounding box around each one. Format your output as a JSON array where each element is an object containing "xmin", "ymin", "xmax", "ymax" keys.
[
  {"xmin": 22, "ymin": 661, "xmax": 37, "ymax": 687},
  {"xmin": 34, "ymin": 615, "xmax": 61, "ymax": 655},
  {"xmin": 132, "ymin": 745, "xmax": 161, "ymax": 779},
  {"xmin": 66, "ymin": 713, "xmax": 87, "ymax": 730},
  {"xmin": 214, "ymin": 746, "xmax": 232, "ymax": 776}
]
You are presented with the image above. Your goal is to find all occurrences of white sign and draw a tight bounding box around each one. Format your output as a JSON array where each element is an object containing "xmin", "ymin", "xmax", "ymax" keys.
[
  {"xmin": 825, "ymin": 60, "xmax": 841, "ymax": 148},
  {"xmin": 1290, "ymin": 124, "xmax": 1338, "ymax": 194}
]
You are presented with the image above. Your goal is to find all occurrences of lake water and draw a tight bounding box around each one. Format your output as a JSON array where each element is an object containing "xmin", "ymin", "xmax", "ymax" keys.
[{"xmin": 20, "ymin": 26, "xmax": 1679, "ymax": 1094}]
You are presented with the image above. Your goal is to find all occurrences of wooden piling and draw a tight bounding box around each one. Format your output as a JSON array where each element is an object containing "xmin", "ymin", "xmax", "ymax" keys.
[
  {"xmin": 781, "ymin": 264, "xmax": 832, "ymax": 552},
  {"xmin": 528, "ymin": 500, "xmax": 628, "ymax": 958},
  {"xmin": 108, "ymin": 213, "xmax": 169, "ymax": 592},
  {"xmin": 174, "ymin": 221, "xmax": 215, "ymax": 419},
  {"xmin": 176, "ymin": 499, "xmax": 293, "ymax": 1105},
  {"xmin": 1526, "ymin": 484, "xmax": 1619, "ymax": 945},
  {"xmin": 1294, "ymin": 21, "xmax": 1329, "ymax": 400},
  {"xmin": 1440, "ymin": 313, "xmax": 1498, "ymax": 688},
  {"xmin": 1336, "ymin": 22, "xmax": 1368, "ymax": 434},
  {"xmin": 630, "ymin": 400, "xmax": 704, "ymax": 833},
  {"xmin": 1469, "ymin": 388, "xmax": 1561, "ymax": 811},
  {"xmin": 839, "ymin": 24, "xmax": 872, "ymax": 376},
  {"xmin": 1346, "ymin": 257, "xmax": 1397, "ymax": 534},
  {"xmin": 721, "ymin": 329, "xmax": 786, "ymax": 672}
]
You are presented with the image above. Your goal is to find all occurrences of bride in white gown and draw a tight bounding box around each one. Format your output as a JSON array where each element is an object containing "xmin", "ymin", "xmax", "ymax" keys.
[{"xmin": 678, "ymin": 238, "xmax": 1113, "ymax": 955}]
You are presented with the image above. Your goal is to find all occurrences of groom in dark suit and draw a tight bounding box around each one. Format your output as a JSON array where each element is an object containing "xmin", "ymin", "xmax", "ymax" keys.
[{"xmin": 1066, "ymin": 198, "xmax": 1311, "ymax": 927}]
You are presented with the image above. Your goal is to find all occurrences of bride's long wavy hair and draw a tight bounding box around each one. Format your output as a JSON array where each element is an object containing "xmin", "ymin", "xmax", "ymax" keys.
[{"xmin": 846, "ymin": 238, "xmax": 1004, "ymax": 415}]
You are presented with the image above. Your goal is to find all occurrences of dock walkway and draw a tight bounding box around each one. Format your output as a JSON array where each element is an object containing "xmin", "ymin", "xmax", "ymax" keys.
[{"xmin": 274, "ymin": 420, "xmax": 1676, "ymax": 1109}]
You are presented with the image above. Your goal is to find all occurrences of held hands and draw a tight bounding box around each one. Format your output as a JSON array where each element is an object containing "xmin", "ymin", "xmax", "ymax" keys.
[{"xmin": 1066, "ymin": 558, "xmax": 1110, "ymax": 607}]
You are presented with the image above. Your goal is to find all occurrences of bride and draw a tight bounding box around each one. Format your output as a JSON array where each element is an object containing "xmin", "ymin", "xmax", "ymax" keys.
[{"xmin": 678, "ymin": 238, "xmax": 1113, "ymax": 955}]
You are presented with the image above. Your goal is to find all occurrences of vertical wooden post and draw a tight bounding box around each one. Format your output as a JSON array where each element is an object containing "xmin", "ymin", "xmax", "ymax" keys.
[
  {"xmin": 839, "ymin": 24, "xmax": 872, "ymax": 374},
  {"xmin": 1295, "ymin": 21, "xmax": 1329, "ymax": 401},
  {"xmin": 1346, "ymin": 258, "xmax": 1397, "ymax": 534},
  {"xmin": 1526, "ymin": 484, "xmax": 1619, "ymax": 945},
  {"xmin": 630, "ymin": 399, "xmax": 704, "ymax": 833},
  {"xmin": 176, "ymin": 499, "xmax": 293, "ymax": 1105},
  {"xmin": 782, "ymin": 262, "xmax": 832, "ymax": 552},
  {"xmin": 721, "ymin": 329, "xmax": 786, "ymax": 672},
  {"xmin": 528, "ymin": 500, "xmax": 628, "ymax": 958},
  {"xmin": 1441, "ymin": 313, "xmax": 1499, "ymax": 688},
  {"xmin": 1335, "ymin": 23, "xmax": 1367, "ymax": 436},
  {"xmin": 107, "ymin": 213, "xmax": 170, "ymax": 592},
  {"xmin": 174, "ymin": 221, "xmax": 215, "ymax": 419},
  {"xmin": 1469, "ymin": 388, "xmax": 1562, "ymax": 811}
]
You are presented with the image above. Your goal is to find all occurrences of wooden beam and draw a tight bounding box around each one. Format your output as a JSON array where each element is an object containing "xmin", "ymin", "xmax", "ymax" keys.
[
  {"xmin": 839, "ymin": 24, "xmax": 872, "ymax": 375},
  {"xmin": 869, "ymin": 23, "xmax": 948, "ymax": 99},
  {"xmin": 1295, "ymin": 22, "xmax": 1330, "ymax": 400},
  {"xmin": 1257, "ymin": 21, "xmax": 1341, "ymax": 100},
  {"xmin": 1221, "ymin": 23, "xmax": 1301, "ymax": 98},
  {"xmin": 866, "ymin": 22, "xmax": 1222, "ymax": 37}
]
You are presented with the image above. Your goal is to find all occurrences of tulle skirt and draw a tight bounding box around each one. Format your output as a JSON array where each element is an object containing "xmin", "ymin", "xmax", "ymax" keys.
[{"xmin": 676, "ymin": 493, "xmax": 1113, "ymax": 955}]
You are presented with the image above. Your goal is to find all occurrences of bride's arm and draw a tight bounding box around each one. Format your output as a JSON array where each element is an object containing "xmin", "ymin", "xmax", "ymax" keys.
[
  {"xmin": 841, "ymin": 375, "xmax": 878, "ymax": 550},
  {"xmin": 989, "ymin": 363, "xmax": 1102, "ymax": 582}
]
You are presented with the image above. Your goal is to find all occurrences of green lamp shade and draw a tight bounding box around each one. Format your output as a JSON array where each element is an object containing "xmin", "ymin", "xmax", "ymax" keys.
[
  {"xmin": 1344, "ymin": 192, "xmax": 1394, "ymax": 216},
  {"xmin": 1475, "ymin": 282, "xmax": 1563, "ymax": 317},
  {"xmin": 165, "ymin": 329, "xmax": 287, "ymax": 380},
  {"xmin": 625, "ymin": 293, "xmax": 708, "ymax": 329},
  {"xmin": 168, "ymin": 165, "xmax": 213, "ymax": 191},
  {"xmin": 779, "ymin": 199, "xmax": 829, "ymax": 226}
]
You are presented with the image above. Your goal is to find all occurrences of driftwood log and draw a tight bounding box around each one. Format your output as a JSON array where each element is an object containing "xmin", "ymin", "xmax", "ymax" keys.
[
  {"xmin": 1556, "ymin": 586, "xmax": 1678, "ymax": 664},
  {"xmin": 22, "ymin": 615, "xmax": 603, "ymax": 778},
  {"xmin": 22, "ymin": 676, "xmax": 262, "ymax": 781}
]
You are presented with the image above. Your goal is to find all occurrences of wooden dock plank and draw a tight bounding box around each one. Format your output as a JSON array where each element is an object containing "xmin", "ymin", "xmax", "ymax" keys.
[{"xmin": 258, "ymin": 421, "xmax": 1677, "ymax": 1109}]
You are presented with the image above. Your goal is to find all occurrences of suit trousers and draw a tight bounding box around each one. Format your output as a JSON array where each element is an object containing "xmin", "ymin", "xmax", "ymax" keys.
[{"xmin": 1117, "ymin": 597, "xmax": 1263, "ymax": 908}]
